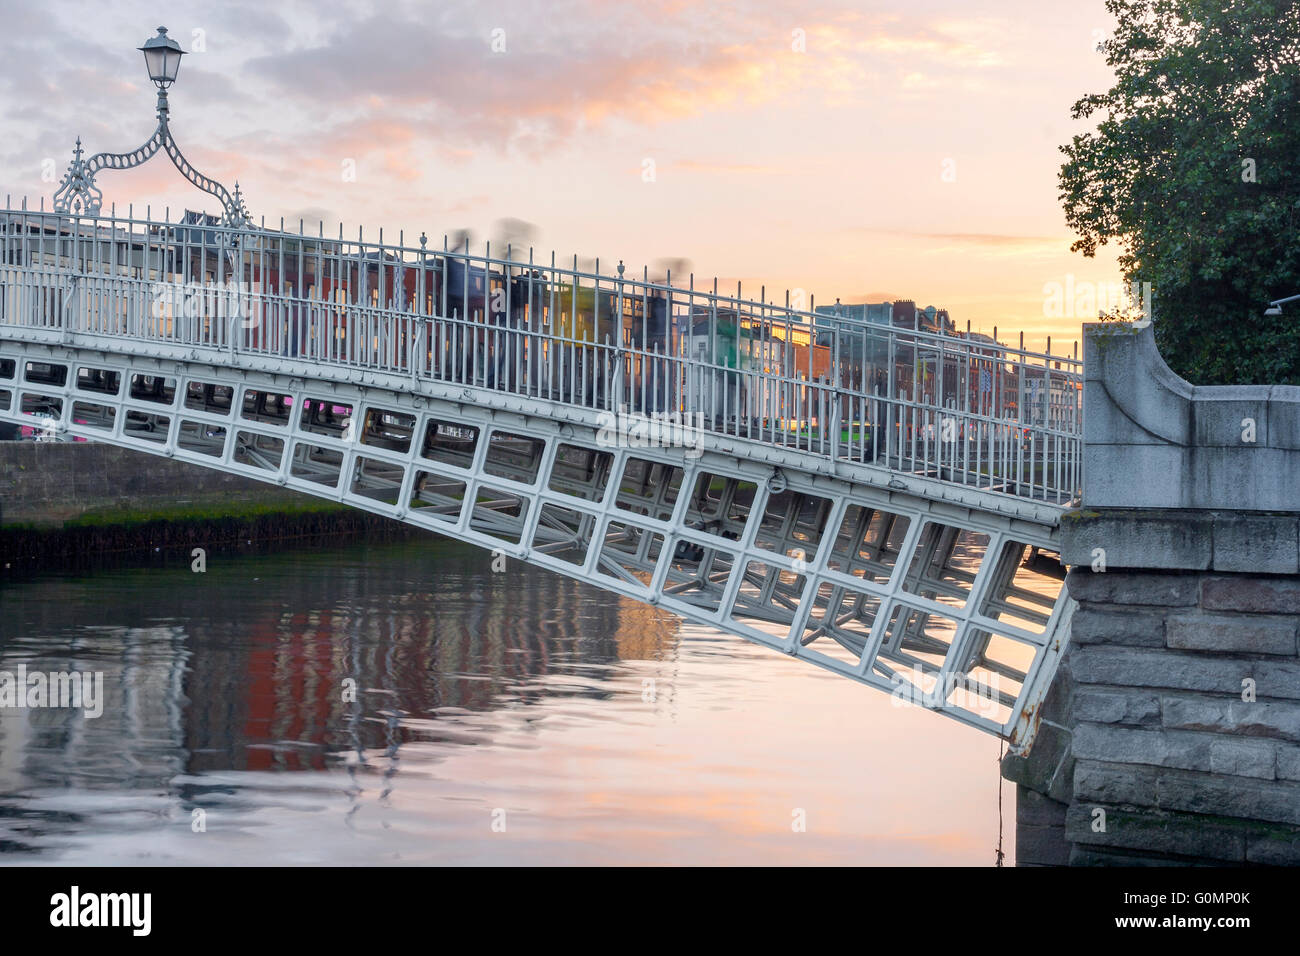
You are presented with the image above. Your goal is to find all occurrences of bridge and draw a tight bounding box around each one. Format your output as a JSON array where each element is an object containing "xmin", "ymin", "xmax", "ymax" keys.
[
  {"xmin": 7, "ymin": 24, "xmax": 1296, "ymax": 870},
  {"xmin": 0, "ymin": 197, "xmax": 1083, "ymax": 753},
  {"xmin": 0, "ymin": 26, "xmax": 1092, "ymax": 755}
]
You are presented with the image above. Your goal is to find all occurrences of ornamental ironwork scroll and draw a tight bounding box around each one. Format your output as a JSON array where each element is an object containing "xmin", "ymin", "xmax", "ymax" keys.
[{"xmin": 52, "ymin": 118, "xmax": 251, "ymax": 228}]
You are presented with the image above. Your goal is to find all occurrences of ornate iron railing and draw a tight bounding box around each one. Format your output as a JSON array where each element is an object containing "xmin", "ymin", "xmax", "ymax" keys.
[{"xmin": 0, "ymin": 203, "xmax": 1083, "ymax": 504}]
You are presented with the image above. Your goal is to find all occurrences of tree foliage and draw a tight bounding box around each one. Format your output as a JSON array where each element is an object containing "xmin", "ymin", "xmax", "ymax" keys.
[{"xmin": 1060, "ymin": 0, "xmax": 1300, "ymax": 384}]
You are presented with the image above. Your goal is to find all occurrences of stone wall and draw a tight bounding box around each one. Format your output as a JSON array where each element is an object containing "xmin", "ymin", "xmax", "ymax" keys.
[
  {"xmin": 1080, "ymin": 322, "xmax": 1300, "ymax": 512},
  {"xmin": 0, "ymin": 441, "xmax": 311, "ymax": 526},
  {"xmin": 1005, "ymin": 322, "xmax": 1300, "ymax": 865},
  {"xmin": 1059, "ymin": 558, "xmax": 1299, "ymax": 864}
]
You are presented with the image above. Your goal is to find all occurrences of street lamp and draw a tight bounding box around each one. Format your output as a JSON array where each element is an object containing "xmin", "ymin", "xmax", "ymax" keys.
[
  {"xmin": 1264, "ymin": 295, "xmax": 1300, "ymax": 317},
  {"xmin": 52, "ymin": 25, "xmax": 249, "ymax": 226},
  {"xmin": 139, "ymin": 26, "xmax": 185, "ymax": 87},
  {"xmin": 138, "ymin": 26, "xmax": 185, "ymax": 116}
]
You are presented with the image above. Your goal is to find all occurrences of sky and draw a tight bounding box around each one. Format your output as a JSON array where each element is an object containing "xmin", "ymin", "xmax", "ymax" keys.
[{"xmin": 0, "ymin": 0, "xmax": 1127, "ymax": 354}]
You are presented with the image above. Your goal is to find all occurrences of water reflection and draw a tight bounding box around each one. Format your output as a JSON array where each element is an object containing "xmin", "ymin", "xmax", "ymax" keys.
[{"xmin": 0, "ymin": 539, "xmax": 1008, "ymax": 865}]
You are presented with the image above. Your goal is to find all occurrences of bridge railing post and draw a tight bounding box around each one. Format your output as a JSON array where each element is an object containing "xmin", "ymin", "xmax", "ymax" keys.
[{"xmin": 228, "ymin": 312, "xmax": 240, "ymax": 359}]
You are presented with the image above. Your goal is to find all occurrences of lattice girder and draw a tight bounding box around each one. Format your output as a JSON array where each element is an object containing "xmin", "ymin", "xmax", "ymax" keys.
[{"xmin": 0, "ymin": 340, "xmax": 1072, "ymax": 752}]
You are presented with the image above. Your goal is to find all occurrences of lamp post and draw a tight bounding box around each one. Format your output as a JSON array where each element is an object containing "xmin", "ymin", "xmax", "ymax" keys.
[
  {"xmin": 53, "ymin": 26, "xmax": 250, "ymax": 227},
  {"xmin": 1263, "ymin": 295, "xmax": 1300, "ymax": 317}
]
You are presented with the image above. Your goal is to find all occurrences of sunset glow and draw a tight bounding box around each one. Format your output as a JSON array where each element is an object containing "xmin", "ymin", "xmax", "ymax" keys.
[{"xmin": 0, "ymin": 0, "xmax": 1127, "ymax": 353}]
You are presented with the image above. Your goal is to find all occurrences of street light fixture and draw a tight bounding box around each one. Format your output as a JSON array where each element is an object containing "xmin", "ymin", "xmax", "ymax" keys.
[
  {"xmin": 139, "ymin": 26, "xmax": 185, "ymax": 88},
  {"xmin": 52, "ymin": 26, "xmax": 249, "ymax": 226},
  {"xmin": 1264, "ymin": 295, "xmax": 1300, "ymax": 317},
  {"xmin": 138, "ymin": 26, "xmax": 185, "ymax": 118}
]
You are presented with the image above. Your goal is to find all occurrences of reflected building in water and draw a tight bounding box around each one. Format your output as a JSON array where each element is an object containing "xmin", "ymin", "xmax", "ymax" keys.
[{"xmin": 0, "ymin": 542, "xmax": 681, "ymax": 790}]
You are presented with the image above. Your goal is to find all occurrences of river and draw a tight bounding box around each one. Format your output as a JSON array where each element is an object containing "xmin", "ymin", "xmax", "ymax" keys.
[{"xmin": 0, "ymin": 538, "xmax": 1011, "ymax": 865}]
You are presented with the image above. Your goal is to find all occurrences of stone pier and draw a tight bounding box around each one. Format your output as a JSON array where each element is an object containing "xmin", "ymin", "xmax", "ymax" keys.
[{"xmin": 1005, "ymin": 322, "xmax": 1300, "ymax": 865}]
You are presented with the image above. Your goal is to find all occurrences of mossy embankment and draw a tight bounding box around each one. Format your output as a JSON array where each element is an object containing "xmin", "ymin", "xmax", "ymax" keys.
[{"xmin": 0, "ymin": 496, "xmax": 433, "ymax": 573}]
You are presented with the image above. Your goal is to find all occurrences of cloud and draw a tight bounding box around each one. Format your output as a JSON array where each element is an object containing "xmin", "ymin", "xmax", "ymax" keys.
[
  {"xmin": 0, "ymin": 0, "xmax": 1026, "ymax": 208},
  {"xmin": 241, "ymin": 18, "xmax": 785, "ymax": 154},
  {"xmin": 231, "ymin": 2, "xmax": 1016, "ymax": 159}
]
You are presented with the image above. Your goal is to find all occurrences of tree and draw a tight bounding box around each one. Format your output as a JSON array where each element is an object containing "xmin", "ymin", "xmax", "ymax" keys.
[{"xmin": 1059, "ymin": 0, "xmax": 1300, "ymax": 384}]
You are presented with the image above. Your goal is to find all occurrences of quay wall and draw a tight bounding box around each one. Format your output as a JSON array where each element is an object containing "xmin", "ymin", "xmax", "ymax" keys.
[
  {"xmin": 0, "ymin": 440, "xmax": 310, "ymax": 526},
  {"xmin": 1005, "ymin": 323, "xmax": 1300, "ymax": 865},
  {"xmin": 0, "ymin": 441, "xmax": 425, "ymax": 570}
]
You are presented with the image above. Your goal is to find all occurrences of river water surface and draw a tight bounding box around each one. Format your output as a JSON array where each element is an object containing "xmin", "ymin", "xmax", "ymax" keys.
[{"xmin": 0, "ymin": 539, "xmax": 1012, "ymax": 865}]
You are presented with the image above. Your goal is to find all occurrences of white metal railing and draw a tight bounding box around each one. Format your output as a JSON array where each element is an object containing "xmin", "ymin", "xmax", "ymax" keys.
[{"xmin": 0, "ymin": 203, "xmax": 1084, "ymax": 503}]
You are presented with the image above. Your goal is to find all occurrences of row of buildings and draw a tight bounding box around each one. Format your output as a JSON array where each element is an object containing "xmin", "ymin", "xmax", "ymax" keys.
[
  {"xmin": 675, "ymin": 296, "xmax": 1077, "ymax": 429},
  {"xmin": 809, "ymin": 300, "xmax": 1077, "ymax": 427}
]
